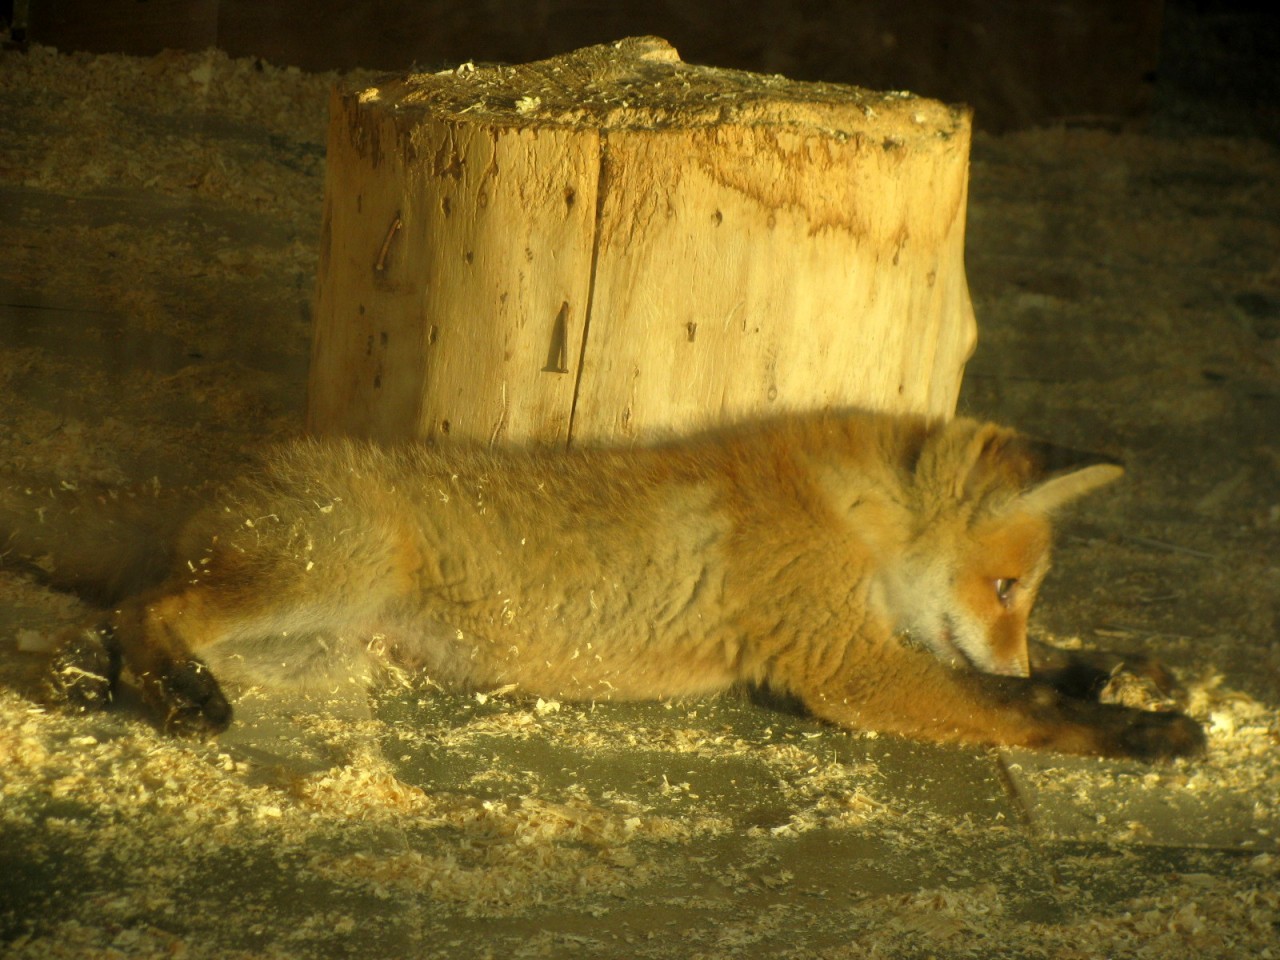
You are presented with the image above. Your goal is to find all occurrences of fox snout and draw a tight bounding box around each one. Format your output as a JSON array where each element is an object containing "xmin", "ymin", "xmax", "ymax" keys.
[
  {"xmin": 956, "ymin": 603, "xmax": 1033, "ymax": 678},
  {"xmin": 886, "ymin": 559, "xmax": 1036, "ymax": 680},
  {"xmin": 909, "ymin": 613, "xmax": 1031, "ymax": 679}
]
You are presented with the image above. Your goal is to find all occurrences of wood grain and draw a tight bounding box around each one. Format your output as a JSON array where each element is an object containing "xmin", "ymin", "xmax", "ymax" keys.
[{"xmin": 307, "ymin": 37, "xmax": 977, "ymax": 445}]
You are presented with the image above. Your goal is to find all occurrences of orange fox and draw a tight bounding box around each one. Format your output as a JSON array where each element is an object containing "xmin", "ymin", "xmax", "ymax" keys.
[{"xmin": 2, "ymin": 410, "xmax": 1203, "ymax": 759}]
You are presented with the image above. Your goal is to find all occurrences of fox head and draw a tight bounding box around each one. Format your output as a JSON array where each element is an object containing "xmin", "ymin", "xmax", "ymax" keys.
[{"xmin": 883, "ymin": 419, "xmax": 1124, "ymax": 677}]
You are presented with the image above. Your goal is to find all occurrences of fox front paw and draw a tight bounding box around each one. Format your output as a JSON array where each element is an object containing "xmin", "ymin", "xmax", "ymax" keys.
[
  {"xmin": 1035, "ymin": 645, "xmax": 1191, "ymax": 708},
  {"xmin": 1105, "ymin": 711, "xmax": 1203, "ymax": 762},
  {"xmin": 1099, "ymin": 654, "xmax": 1188, "ymax": 710},
  {"xmin": 1059, "ymin": 701, "xmax": 1208, "ymax": 762},
  {"xmin": 1020, "ymin": 681, "xmax": 1206, "ymax": 761},
  {"xmin": 140, "ymin": 658, "xmax": 233, "ymax": 737},
  {"xmin": 47, "ymin": 624, "xmax": 121, "ymax": 712}
]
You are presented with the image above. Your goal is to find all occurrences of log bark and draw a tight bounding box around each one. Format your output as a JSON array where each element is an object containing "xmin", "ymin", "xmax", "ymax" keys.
[{"xmin": 308, "ymin": 36, "xmax": 976, "ymax": 445}]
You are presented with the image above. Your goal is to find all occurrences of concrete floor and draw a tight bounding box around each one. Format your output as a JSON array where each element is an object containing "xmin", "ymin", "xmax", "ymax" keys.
[{"xmin": 0, "ymin": 42, "xmax": 1277, "ymax": 959}]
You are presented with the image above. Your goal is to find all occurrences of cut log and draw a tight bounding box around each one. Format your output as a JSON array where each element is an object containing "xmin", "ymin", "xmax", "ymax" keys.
[{"xmin": 308, "ymin": 36, "xmax": 976, "ymax": 445}]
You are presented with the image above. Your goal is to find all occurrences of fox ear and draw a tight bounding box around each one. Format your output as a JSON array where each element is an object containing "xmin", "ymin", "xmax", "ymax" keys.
[
  {"xmin": 1014, "ymin": 442, "xmax": 1125, "ymax": 515},
  {"xmin": 957, "ymin": 428, "xmax": 1124, "ymax": 513}
]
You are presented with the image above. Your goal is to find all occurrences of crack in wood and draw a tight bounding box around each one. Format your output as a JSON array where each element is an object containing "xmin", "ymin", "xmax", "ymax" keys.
[{"xmin": 543, "ymin": 301, "xmax": 571, "ymax": 374}]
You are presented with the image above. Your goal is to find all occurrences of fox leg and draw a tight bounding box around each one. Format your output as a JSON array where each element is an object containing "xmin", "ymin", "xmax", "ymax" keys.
[
  {"xmin": 1029, "ymin": 638, "xmax": 1188, "ymax": 705},
  {"xmin": 778, "ymin": 638, "xmax": 1205, "ymax": 760},
  {"xmin": 48, "ymin": 622, "xmax": 123, "ymax": 713},
  {"xmin": 45, "ymin": 503, "xmax": 425, "ymax": 733},
  {"xmin": 49, "ymin": 584, "xmax": 238, "ymax": 735}
]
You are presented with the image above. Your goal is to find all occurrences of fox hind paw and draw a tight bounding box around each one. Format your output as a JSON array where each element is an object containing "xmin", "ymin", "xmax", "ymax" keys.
[
  {"xmin": 47, "ymin": 625, "xmax": 121, "ymax": 712},
  {"xmin": 146, "ymin": 659, "xmax": 233, "ymax": 737}
]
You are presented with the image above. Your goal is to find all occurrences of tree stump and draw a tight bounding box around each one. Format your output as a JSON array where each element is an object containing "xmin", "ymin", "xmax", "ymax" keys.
[{"xmin": 308, "ymin": 36, "xmax": 976, "ymax": 446}]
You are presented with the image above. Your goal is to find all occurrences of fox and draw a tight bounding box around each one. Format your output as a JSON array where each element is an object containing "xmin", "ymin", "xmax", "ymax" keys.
[{"xmin": 1, "ymin": 409, "xmax": 1204, "ymax": 760}]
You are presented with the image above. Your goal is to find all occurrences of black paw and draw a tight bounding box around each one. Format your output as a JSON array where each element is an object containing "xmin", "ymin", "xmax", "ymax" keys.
[
  {"xmin": 1036, "ymin": 646, "xmax": 1189, "ymax": 707},
  {"xmin": 1108, "ymin": 707, "xmax": 1206, "ymax": 761},
  {"xmin": 1105, "ymin": 653, "xmax": 1188, "ymax": 707},
  {"xmin": 47, "ymin": 624, "xmax": 121, "ymax": 711},
  {"xmin": 142, "ymin": 659, "xmax": 233, "ymax": 736}
]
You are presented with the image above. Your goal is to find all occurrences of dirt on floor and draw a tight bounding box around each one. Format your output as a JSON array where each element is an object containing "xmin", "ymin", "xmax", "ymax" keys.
[{"xmin": 0, "ymin": 44, "xmax": 1277, "ymax": 959}]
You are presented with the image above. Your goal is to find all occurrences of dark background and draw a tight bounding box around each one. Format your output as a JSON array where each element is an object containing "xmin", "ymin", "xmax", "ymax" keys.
[{"xmin": 4, "ymin": 0, "xmax": 1278, "ymax": 138}]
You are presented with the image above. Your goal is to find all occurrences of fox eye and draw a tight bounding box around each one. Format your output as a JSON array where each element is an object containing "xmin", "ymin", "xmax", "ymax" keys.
[{"xmin": 994, "ymin": 578, "xmax": 1019, "ymax": 606}]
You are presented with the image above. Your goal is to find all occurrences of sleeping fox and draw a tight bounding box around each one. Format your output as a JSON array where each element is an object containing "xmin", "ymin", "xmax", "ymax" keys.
[{"xmin": 2, "ymin": 410, "xmax": 1204, "ymax": 760}]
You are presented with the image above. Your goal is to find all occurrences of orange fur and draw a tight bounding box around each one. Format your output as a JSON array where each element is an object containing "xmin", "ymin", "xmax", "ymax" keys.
[{"xmin": 6, "ymin": 409, "xmax": 1203, "ymax": 759}]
